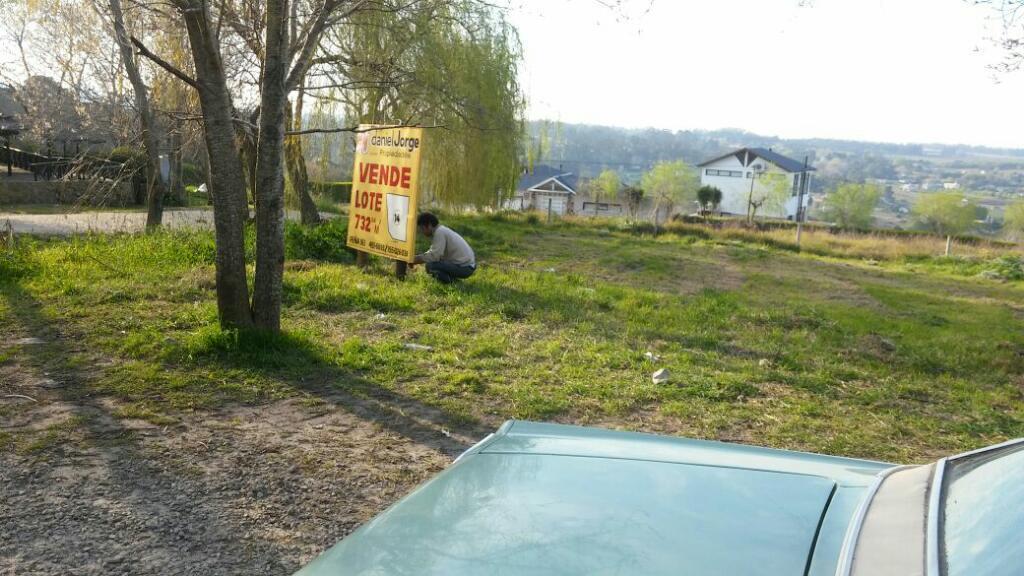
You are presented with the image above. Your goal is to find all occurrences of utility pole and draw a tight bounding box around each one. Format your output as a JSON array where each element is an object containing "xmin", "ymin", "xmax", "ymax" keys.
[{"xmin": 795, "ymin": 155, "xmax": 809, "ymax": 248}]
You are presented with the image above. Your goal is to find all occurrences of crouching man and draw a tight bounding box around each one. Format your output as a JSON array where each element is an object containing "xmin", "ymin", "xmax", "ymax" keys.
[{"xmin": 412, "ymin": 212, "xmax": 476, "ymax": 284}]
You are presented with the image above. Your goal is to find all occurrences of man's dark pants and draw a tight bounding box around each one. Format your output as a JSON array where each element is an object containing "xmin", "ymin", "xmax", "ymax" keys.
[{"xmin": 425, "ymin": 261, "xmax": 476, "ymax": 284}]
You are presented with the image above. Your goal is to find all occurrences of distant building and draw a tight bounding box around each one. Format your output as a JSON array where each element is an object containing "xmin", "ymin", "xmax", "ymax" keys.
[
  {"xmin": 943, "ymin": 182, "xmax": 960, "ymax": 190},
  {"xmin": 697, "ymin": 147, "xmax": 814, "ymax": 219},
  {"xmin": 507, "ymin": 164, "xmax": 578, "ymax": 215}
]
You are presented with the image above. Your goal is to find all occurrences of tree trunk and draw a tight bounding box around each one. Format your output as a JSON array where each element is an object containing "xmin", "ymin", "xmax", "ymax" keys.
[
  {"xmin": 251, "ymin": 0, "xmax": 290, "ymax": 331},
  {"xmin": 286, "ymin": 84, "xmax": 320, "ymax": 225},
  {"xmin": 241, "ymin": 108, "xmax": 260, "ymax": 213},
  {"xmin": 179, "ymin": 0, "xmax": 253, "ymax": 329},
  {"xmin": 168, "ymin": 126, "xmax": 185, "ymax": 204},
  {"xmin": 108, "ymin": 0, "xmax": 166, "ymax": 229}
]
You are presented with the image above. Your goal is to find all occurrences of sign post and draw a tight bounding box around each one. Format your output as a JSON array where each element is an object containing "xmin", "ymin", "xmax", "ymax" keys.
[{"xmin": 346, "ymin": 125, "xmax": 424, "ymax": 274}]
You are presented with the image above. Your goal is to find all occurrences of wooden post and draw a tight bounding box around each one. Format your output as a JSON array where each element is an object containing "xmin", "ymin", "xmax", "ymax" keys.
[
  {"xmin": 356, "ymin": 250, "xmax": 369, "ymax": 268},
  {"xmin": 547, "ymin": 197, "xmax": 553, "ymax": 223},
  {"xmin": 395, "ymin": 259, "xmax": 408, "ymax": 280}
]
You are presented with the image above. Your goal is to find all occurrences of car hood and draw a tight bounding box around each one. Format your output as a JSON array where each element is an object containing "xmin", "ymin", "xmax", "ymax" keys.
[{"xmin": 295, "ymin": 421, "xmax": 894, "ymax": 576}]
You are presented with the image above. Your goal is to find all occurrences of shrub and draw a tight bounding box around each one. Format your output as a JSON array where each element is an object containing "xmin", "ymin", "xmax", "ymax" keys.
[
  {"xmin": 181, "ymin": 162, "xmax": 204, "ymax": 186},
  {"xmin": 108, "ymin": 147, "xmax": 146, "ymax": 170},
  {"xmin": 983, "ymin": 256, "xmax": 1024, "ymax": 281},
  {"xmin": 285, "ymin": 218, "xmax": 353, "ymax": 262}
]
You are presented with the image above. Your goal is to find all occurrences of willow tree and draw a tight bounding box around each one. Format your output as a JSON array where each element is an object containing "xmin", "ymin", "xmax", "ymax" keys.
[
  {"xmin": 312, "ymin": 0, "xmax": 524, "ymax": 209},
  {"xmin": 594, "ymin": 169, "xmax": 620, "ymax": 205},
  {"xmin": 641, "ymin": 160, "xmax": 698, "ymax": 229}
]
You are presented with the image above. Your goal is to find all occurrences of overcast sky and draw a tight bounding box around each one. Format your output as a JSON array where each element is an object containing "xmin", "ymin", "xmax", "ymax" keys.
[{"xmin": 507, "ymin": 0, "xmax": 1024, "ymax": 148}]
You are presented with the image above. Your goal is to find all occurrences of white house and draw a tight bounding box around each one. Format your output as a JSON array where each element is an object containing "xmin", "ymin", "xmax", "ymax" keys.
[
  {"xmin": 697, "ymin": 147, "xmax": 814, "ymax": 219},
  {"xmin": 506, "ymin": 164, "xmax": 578, "ymax": 216}
]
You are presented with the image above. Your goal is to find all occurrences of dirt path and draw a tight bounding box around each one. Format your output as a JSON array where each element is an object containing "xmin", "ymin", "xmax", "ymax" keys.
[{"xmin": 0, "ymin": 327, "xmax": 473, "ymax": 575}]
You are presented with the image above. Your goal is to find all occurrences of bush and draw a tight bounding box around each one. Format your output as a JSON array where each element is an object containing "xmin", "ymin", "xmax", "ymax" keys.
[
  {"xmin": 181, "ymin": 162, "xmax": 204, "ymax": 186},
  {"xmin": 108, "ymin": 146, "xmax": 146, "ymax": 170},
  {"xmin": 982, "ymin": 256, "xmax": 1024, "ymax": 281},
  {"xmin": 285, "ymin": 218, "xmax": 353, "ymax": 262}
]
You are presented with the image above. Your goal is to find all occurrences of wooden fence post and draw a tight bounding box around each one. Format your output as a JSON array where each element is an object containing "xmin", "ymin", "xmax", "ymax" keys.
[
  {"xmin": 356, "ymin": 250, "xmax": 369, "ymax": 268},
  {"xmin": 395, "ymin": 260, "xmax": 408, "ymax": 280}
]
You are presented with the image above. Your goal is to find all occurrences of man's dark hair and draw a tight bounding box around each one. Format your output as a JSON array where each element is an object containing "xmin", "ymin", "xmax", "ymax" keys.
[{"xmin": 417, "ymin": 212, "xmax": 439, "ymax": 228}]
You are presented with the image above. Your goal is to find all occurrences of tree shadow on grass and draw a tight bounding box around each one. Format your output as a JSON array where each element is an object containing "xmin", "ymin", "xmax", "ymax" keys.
[
  {"xmin": 1, "ymin": 280, "xmax": 300, "ymax": 575},
  {"xmin": 175, "ymin": 325, "xmax": 487, "ymax": 456},
  {"xmin": 0, "ymin": 279, "xmax": 482, "ymax": 575}
]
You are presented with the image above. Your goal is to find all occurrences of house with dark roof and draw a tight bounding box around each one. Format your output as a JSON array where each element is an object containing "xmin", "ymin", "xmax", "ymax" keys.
[
  {"xmin": 698, "ymin": 147, "xmax": 814, "ymax": 219},
  {"xmin": 506, "ymin": 164, "xmax": 578, "ymax": 215}
]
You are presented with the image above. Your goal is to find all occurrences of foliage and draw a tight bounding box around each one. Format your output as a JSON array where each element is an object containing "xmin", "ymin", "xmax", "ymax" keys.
[
  {"xmin": 641, "ymin": 160, "xmax": 698, "ymax": 223},
  {"xmin": 914, "ymin": 192, "xmax": 977, "ymax": 236},
  {"xmin": 696, "ymin": 185, "xmax": 723, "ymax": 213},
  {"xmin": 823, "ymin": 183, "xmax": 882, "ymax": 229},
  {"xmin": 978, "ymin": 256, "xmax": 1024, "ymax": 281},
  {"xmin": 1004, "ymin": 201, "xmax": 1024, "ymax": 240},
  {"xmin": 332, "ymin": 0, "xmax": 525, "ymax": 209},
  {"xmin": 284, "ymin": 219, "xmax": 353, "ymax": 263},
  {"xmin": 594, "ymin": 169, "xmax": 621, "ymax": 202},
  {"xmin": 181, "ymin": 162, "xmax": 203, "ymax": 186},
  {"xmin": 624, "ymin": 185, "xmax": 644, "ymax": 219},
  {"xmin": 526, "ymin": 120, "xmax": 561, "ymax": 174},
  {"xmin": 748, "ymin": 169, "xmax": 791, "ymax": 221},
  {"xmin": 108, "ymin": 147, "xmax": 146, "ymax": 171}
]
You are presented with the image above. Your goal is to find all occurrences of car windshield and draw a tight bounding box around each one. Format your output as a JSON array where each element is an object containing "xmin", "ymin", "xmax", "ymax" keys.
[{"xmin": 942, "ymin": 443, "xmax": 1024, "ymax": 576}]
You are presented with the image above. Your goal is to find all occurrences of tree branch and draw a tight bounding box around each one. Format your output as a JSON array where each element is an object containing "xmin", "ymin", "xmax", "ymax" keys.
[
  {"xmin": 286, "ymin": 122, "xmax": 445, "ymax": 136},
  {"xmin": 286, "ymin": 0, "xmax": 371, "ymax": 91},
  {"xmin": 130, "ymin": 36, "xmax": 198, "ymax": 89}
]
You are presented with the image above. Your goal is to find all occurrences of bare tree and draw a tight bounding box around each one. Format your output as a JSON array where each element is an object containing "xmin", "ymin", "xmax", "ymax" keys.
[{"xmin": 107, "ymin": 0, "xmax": 166, "ymax": 228}]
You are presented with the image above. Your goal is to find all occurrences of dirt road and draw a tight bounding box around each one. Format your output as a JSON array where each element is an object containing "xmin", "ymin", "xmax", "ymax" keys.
[{"xmin": 0, "ymin": 327, "xmax": 473, "ymax": 575}]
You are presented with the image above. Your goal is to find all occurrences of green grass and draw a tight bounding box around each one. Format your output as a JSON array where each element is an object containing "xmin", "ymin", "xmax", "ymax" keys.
[{"xmin": 1, "ymin": 213, "xmax": 1022, "ymax": 462}]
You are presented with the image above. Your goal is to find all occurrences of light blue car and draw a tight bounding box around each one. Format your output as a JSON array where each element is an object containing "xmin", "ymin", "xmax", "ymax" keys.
[{"xmin": 294, "ymin": 420, "xmax": 1023, "ymax": 576}]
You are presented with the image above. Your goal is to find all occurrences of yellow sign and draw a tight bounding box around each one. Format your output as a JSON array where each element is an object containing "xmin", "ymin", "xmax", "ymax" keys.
[{"xmin": 346, "ymin": 125, "xmax": 424, "ymax": 262}]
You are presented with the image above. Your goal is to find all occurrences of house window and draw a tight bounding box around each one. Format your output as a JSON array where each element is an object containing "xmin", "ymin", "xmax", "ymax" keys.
[{"xmin": 706, "ymin": 169, "xmax": 742, "ymax": 177}]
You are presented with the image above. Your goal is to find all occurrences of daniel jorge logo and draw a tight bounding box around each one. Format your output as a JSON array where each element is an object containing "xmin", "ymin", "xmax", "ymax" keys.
[{"xmin": 368, "ymin": 131, "xmax": 421, "ymax": 152}]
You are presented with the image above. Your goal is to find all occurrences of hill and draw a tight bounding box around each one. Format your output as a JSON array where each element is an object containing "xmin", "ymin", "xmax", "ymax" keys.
[{"xmin": 529, "ymin": 121, "xmax": 1024, "ymax": 199}]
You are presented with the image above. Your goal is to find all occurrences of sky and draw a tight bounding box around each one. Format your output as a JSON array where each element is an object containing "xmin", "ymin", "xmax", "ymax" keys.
[{"xmin": 507, "ymin": 0, "xmax": 1024, "ymax": 148}]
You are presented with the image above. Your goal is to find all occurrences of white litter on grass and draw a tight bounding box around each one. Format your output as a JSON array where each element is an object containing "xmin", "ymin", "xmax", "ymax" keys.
[
  {"xmin": 13, "ymin": 337, "xmax": 45, "ymax": 345},
  {"xmin": 403, "ymin": 343, "xmax": 434, "ymax": 352},
  {"xmin": 652, "ymin": 368, "xmax": 671, "ymax": 384},
  {"xmin": 644, "ymin": 351, "xmax": 661, "ymax": 362}
]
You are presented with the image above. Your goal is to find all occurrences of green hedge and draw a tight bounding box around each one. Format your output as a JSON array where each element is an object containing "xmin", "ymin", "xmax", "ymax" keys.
[{"xmin": 285, "ymin": 218, "xmax": 353, "ymax": 263}]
